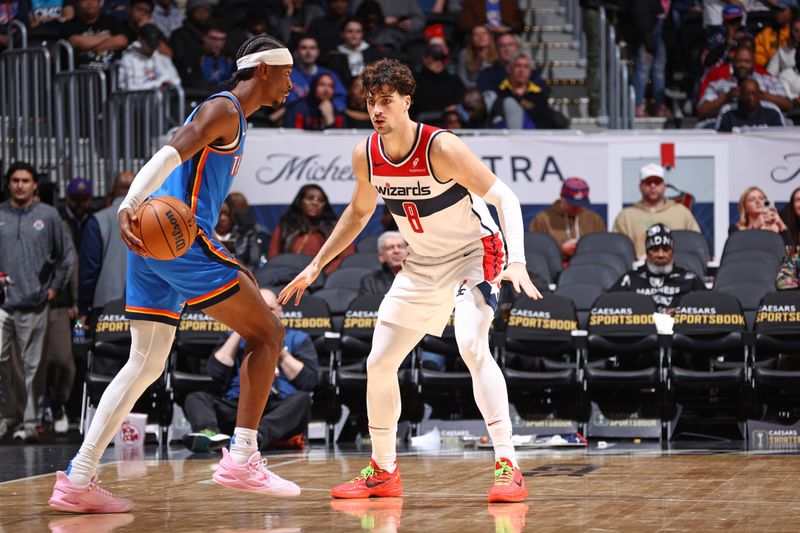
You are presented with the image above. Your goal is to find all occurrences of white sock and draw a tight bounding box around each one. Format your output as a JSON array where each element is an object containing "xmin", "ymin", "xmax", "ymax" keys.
[
  {"xmin": 67, "ymin": 321, "xmax": 175, "ymax": 486},
  {"xmin": 230, "ymin": 427, "xmax": 258, "ymax": 464},
  {"xmin": 487, "ymin": 418, "xmax": 517, "ymax": 467},
  {"xmin": 369, "ymin": 425, "xmax": 397, "ymax": 473}
]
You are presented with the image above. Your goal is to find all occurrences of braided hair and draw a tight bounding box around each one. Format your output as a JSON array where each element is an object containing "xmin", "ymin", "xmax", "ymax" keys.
[{"xmin": 224, "ymin": 33, "xmax": 288, "ymax": 86}]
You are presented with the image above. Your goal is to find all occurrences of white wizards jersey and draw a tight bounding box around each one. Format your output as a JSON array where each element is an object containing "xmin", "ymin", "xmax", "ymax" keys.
[{"xmin": 367, "ymin": 123, "xmax": 505, "ymax": 276}]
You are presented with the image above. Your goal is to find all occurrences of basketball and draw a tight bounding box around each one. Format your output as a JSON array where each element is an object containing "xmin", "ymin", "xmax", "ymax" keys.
[{"xmin": 132, "ymin": 196, "xmax": 197, "ymax": 260}]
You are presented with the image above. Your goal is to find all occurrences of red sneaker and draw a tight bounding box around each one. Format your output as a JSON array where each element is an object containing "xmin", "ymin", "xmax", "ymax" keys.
[
  {"xmin": 330, "ymin": 458, "xmax": 402, "ymax": 499},
  {"xmin": 487, "ymin": 458, "xmax": 528, "ymax": 503},
  {"xmin": 330, "ymin": 497, "xmax": 404, "ymax": 530},
  {"xmin": 488, "ymin": 503, "xmax": 529, "ymax": 533}
]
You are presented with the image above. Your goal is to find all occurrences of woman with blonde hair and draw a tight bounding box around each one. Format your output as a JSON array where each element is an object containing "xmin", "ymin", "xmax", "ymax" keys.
[
  {"xmin": 730, "ymin": 186, "xmax": 792, "ymax": 245},
  {"xmin": 458, "ymin": 24, "xmax": 497, "ymax": 88}
]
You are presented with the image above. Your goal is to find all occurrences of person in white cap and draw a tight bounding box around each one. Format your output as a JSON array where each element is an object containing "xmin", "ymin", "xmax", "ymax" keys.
[
  {"xmin": 612, "ymin": 163, "xmax": 701, "ymax": 260},
  {"xmin": 49, "ymin": 33, "xmax": 299, "ymax": 514}
]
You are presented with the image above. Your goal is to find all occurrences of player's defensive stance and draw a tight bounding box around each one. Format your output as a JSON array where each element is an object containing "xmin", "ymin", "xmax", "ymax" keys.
[
  {"xmin": 279, "ymin": 59, "xmax": 541, "ymax": 503},
  {"xmin": 49, "ymin": 34, "xmax": 300, "ymax": 513}
]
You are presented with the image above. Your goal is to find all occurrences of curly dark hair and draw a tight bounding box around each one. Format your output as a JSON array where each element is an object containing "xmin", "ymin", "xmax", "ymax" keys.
[
  {"xmin": 278, "ymin": 185, "xmax": 337, "ymax": 252},
  {"xmin": 361, "ymin": 58, "xmax": 416, "ymax": 98},
  {"xmin": 224, "ymin": 33, "xmax": 288, "ymax": 86},
  {"xmin": 780, "ymin": 186, "xmax": 800, "ymax": 247}
]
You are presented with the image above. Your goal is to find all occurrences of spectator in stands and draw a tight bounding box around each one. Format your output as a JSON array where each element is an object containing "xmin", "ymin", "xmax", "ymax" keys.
[
  {"xmin": 458, "ymin": 0, "xmax": 523, "ymax": 35},
  {"xmin": 610, "ymin": 224, "xmax": 705, "ymax": 313},
  {"xmin": 224, "ymin": 4, "xmax": 270, "ymax": 58},
  {"xmin": 284, "ymin": 72, "xmax": 347, "ymax": 129},
  {"xmin": 284, "ymin": 36, "xmax": 347, "ymax": 113},
  {"xmin": 458, "ymin": 88, "xmax": 491, "ymax": 128},
  {"xmin": 352, "ymin": 0, "xmax": 425, "ymax": 35},
  {"xmin": 458, "ymin": 25, "xmax": 497, "ymax": 89},
  {"xmin": 476, "ymin": 32, "xmax": 546, "ymax": 93},
  {"xmin": 581, "ymin": 0, "xmax": 621, "ymax": 116},
  {"xmin": 0, "ymin": 162, "xmax": 73, "ymax": 442},
  {"xmin": 627, "ymin": 0, "xmax": 669, "ymax": 117},
  {"xmin": 776, "ymin": 245, "xmax": 800, "ymax": 289},
  {"xmin": 225, "ymin": 191, "xmax": 271, "ymax": 265},
  {"xmin": 150, "ymin": 0, "xmax": 184, "ymax": 39},
  {"xmin": 79, "ymin": 172, "xmax": 132, "ymax": 328},
  {"xmin": 355, "ymin": 0, "xmax": 405, "ymax": 54},
  {"xmin": 179, "ymin": 21, "xmax": 234, "ymax": 95},
  {"xmin": 698, "ymin": 43, "xmax": 793, "ymax": 118},
  {"xmin": 768, "ymin": 14, "xmax": 800, "ymax": 74},
  {"xmin": 61, "ymin": 0, "xmax": 129, "ymax": 71},
  {"xmin": 60, "ymin": 177, "xmax": 93, "ymax": 250},
  {"xmin": 702, "ymin": 5, "xmax": 747, "ymax": 69},
  {"xmin": 276, "ymin": 0, "xmax": 324, "ymax": 50},
  {"xmin": 359, "ymin": 231, "xmax": 408, "ymax": 297},
  {"xmin": 412, "ymin": 42, "xmax": 465, "ymax": 122},
  {"xmin": 119, "ymin": 24, "xmax": 181, "ymax": 90},
  {"xmin": 268, "ymin": 184, "xmax": 355, "ymax": 274},
  {"xmin": 169, "ymin": 0, "xmax": 214, "ymax": 83},
  {"xmin": 212, "ymin": 197, "xmax": 267, "ymax": 269},
  {"xmin": 345, "ymin": 76, "xmax": 372, "ymax": 127},
  {"xmin": 755, "ymin": 0, "xmax": 796, "ymax": 68},
  {"xmin": 702, "ymin": 0, "xmax": 741, "ymax": 37},
  {"xmin": 613, "ymin": 163, "xmax": 701, "ymax": 260},
  {"xmin": 715, "ymin": 77, "xmax": 787, "ymax": 129},
  {"xmin": 730, "ymin": 185, "xmax": 792, "ymax": 244},
  {"xmin": 308, "ymin": 0, "xmax": 349, "ymax": 55},
  {"xmin": 323, "ymin": 17, "xmax": 381, "ymax": 87},
  {"xmin": 442, "ymin": 110, "xmax": 463, "ymax": 129},
  {"xmin": 119, "ymin": 0, "xmax": 173, "ymax": 56},
  {"xmin": 489, "ymin": 51, "xmax": 568, "ymax": 129},
  {"xmin": 0, "ymin": 1, "xmax": 29, "ymax": 50},
  {"xmin": 780, "ymin": 186, "xmax": 800, "ymax": 247},
  {"xmin": 28, "ymin": 0, "xmax": 74, "ymax": 44},
  {"xmin": 780, "ymin": 45, "xmax": 800, "ymax": 100},
  {"xmin": 182, "ymin": 288, "xmax": 318, "ymax": 453},
  {"xmin": 529, "ymin": 177, "xmax": 606, "ymax": 263}
]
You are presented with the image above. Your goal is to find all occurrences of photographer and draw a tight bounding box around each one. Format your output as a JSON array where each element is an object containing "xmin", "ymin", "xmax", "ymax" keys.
[{"xmin": 730, "ymin": 186, "xmax": 793, "ymax": 246}]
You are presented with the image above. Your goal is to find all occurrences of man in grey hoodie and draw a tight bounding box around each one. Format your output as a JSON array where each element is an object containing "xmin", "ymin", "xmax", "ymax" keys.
[{"xmin": 0, "ymin": 162, "xmax": 74, "ymax": 442}]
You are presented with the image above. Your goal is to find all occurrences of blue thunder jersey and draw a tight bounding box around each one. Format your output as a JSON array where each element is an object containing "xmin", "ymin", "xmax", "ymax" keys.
[{"xmin": 153, "ymin": 91, "xmax": 246, "ymax": 235}]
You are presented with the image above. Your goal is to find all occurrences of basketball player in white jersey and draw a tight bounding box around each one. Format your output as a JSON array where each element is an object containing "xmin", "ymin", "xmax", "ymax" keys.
[{"xmin": 279, "ymin": 58, "xmax": 540, "ymax": 503}]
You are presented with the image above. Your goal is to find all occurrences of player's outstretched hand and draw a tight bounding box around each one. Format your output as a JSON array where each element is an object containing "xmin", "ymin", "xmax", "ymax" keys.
[
  {"xmin": 278, "ymin": 263, "xmax": 322, "ymax": 306},
  {"xmin": 118, "ymin": 207, "xmax": 150, "ymax": 257},
  {"xmin": 494, "ymin": 263, "xmax": 543, "ymax": 300}
]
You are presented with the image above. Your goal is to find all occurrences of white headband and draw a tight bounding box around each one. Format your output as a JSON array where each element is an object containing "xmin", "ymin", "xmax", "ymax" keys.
[{"xmin": 236, "ymin": 48, "xmax": 294, "ymax": 70}]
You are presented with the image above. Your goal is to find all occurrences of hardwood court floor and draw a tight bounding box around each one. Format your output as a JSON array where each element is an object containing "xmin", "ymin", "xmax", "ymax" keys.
[{"xmin": 3, "ymin": 448, "xmax": 800, "ymax": 532}]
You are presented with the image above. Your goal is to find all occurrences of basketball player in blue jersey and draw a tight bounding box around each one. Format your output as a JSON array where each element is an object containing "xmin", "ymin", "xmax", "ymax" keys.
[
  {"xmin": 280, "ymin": 59, "xmax": 541, "ymax": 503},
  {"xmin": 49, "ymin": 35, "xmax": 301, "ymax": 514}
]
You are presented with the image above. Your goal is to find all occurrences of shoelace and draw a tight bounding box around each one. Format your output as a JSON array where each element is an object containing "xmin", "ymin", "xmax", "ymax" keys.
[
  {"xmin": 248, "ymin": 457, "xmax": 273, "ymax": 479},
  {"xmin": 494, "ymin": 461, "xmax": 514, "ymax": 486},
  {"xmin": 350, "ymin": 464, "xmax": 376, "ymax": 483},
  {"xmin": 89, "ymin": 480, "xmax": 113, "ymax": 498}
]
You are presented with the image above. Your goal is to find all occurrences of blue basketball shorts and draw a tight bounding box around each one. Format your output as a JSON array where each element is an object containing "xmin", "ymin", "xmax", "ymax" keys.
[{"xmin": 125, "ymin": 231, "xmax": 242, "ymax": 326}]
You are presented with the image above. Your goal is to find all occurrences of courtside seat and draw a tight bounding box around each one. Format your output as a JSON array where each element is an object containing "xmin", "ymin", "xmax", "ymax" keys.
[
  {"xmin": 524, "ymin": 232, "xmax": 562, "ymax": 278},
  {"xmin": 720, "ymin": 229, "xmax": 786, "ymax": 265},
  {"xmin": 568, "ymin": 252, "xmax": 628, "ymax": 278},
  {"xmin": 574, "ymin": 232, "xmax": 635, "ymax": 269},
  {"xmin": 172, "ymin": 310, "xmax": 230, "ymax": 403}
]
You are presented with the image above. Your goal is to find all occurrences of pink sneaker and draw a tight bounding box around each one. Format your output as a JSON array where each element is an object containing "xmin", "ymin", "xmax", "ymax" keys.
[
  {"xmin": 48, "ymin": 471, "xmax": 134, "ymax": 513},
  {"xmin": 212, "ymin": 448, "xmax": 301, "ymax": 497}
]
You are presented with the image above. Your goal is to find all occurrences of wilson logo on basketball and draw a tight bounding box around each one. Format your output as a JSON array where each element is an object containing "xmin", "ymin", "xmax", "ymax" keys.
[{"xmin": 165, "ymin": 209, "xmax": 187, "ymax": 251}]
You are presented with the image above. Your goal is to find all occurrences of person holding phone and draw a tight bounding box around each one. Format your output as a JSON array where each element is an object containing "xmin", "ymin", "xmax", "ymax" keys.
[{"xmin": 730, "ymin": 186, "xmax": 793, "ymax": 245}]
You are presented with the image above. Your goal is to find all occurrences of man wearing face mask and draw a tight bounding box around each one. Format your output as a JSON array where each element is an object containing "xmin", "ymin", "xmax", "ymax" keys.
[{"xmin": 610, "ymin": 224, "xmax": 705, "ymax": 314}]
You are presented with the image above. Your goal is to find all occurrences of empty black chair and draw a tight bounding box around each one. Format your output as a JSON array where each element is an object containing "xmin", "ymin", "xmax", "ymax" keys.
[
  {"xmin": 313, "ymin": 288, "xmax": 358, "ymax": 332},
  {"xmin": 568, "ymin": 252, "xmax": 628, "ymax": 278},
  {"xmin": 554, "ymin": 284, "xmax": 604, "ymax": 328},
  {"xmin": 356, "ymin": 234, "xmax": 379, "ymax": 253},
  {"xmin": 674, "ymin": 251, "xmax": 706, "ymax": 277},
  {"xmin": 524, "ymin": 232, "xmax": 562, "ymax": 278},
  {"xmin": 752, "ymin": 291, "xmax": 800, "ymax": 422},
  {"xmin": 720, "ymin": 250, "xmax": 782, "ymax": 271},
  {"xmin": 585, "ymin": 293, "xmax": 662, "ymax": 390},
  {"xmin": 670, "ymin": 291, "xmax": 748, "ymax": 438},
  {"xmin": 172, "ymin": 310, "xmax": 230, "ymax": 404},
  {"xmin": 721, "ymin": 230, "xmax": 786, "ymax": 265},
  {"xmin": 82, "ymin": 300, "xmax": 172, "ymax": 444},
  {"xmin": 524, "ymin": 252, "xmax": 553, "ymax": 284},
  {"xmin": 324, "ymin": 267, "xmax": 374, "ymax": 291},
  {"xmin": 715, "ymin": 260, "xmax": 780, "ymax": 287},
  {"xmin": 340, "ymin": 253, "xmax": 382, "ymax": 270},
  {"xmin": 574, "ymin": 232, "xmax": 635, "ymax": 268},
  {"xmin": 672, "ymin": 230, "xmax": 710, "ymax": 267},
  {"xmin": 256, "ymin": 253, "xmax": 324, "ymax": 290},
  {"xmin": 499, "ymin": 294, "xmax": 583, "ymax": 421},
  {"xmin": 558, "ymin": 263, "xmax": 618, "ymax": 290}
]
